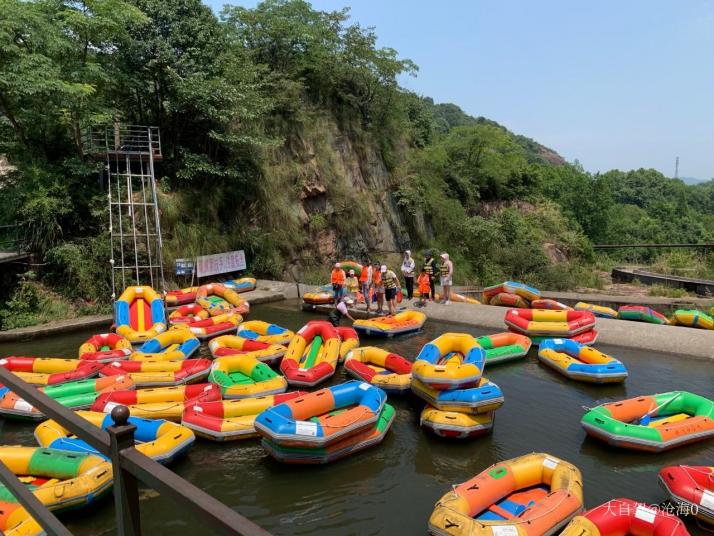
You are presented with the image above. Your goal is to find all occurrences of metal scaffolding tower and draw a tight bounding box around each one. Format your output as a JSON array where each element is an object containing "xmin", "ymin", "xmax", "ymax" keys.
[{"xmin": 84, "ymin": 124, "xmax": 165, "ymax": 299}]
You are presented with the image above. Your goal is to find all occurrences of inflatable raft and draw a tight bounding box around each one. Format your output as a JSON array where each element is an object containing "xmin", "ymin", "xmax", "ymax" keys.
[
  {"xmin": 561, "ymin": 498, "xmax": 689, "ymax": 536},
  {"xmin": 208, "ymin": 334, "xmax": 286, "ymax": 365},
  {"xmin": 525, "ymin": 329, "xmax": 599, "ymax": 347},
  {"xmin": 344, "ymin": 347, "xmax": 412, "ymax": 394},
  {"xmin": 411, "ymin": 377, "xmax": 504, "ymax": 414},
  {"xmin": 91, "ymin": 383, "xmax": 221, "ymax": 421},
  {"xmin": 0, "ymin": 503, "xmax": 42, "ymax": 536},
  {"xmin": 538, "ymin": 339, "xmax": 628, "ymax": 383},
  {"xmin": 254, "ymin": 381, "xmax": 386, "ymax": 449},
  {"xmin": 280, "ymin": 321, "xmax": 340, "ymax": 387},
  {"xmin": 0, "ymin": 375, "xmax": 134, "ymax": 420},
  {"xmin": 505, "ymin": 308, "xmax": 596, "ymax": 337},
  {"xmin": 168, "ymin": 303, "xmax": 209, "ymax": 325},
  {"xmin": 353, "ymin": 310, "xmax": 426, "ymax": 337},
  {"xmin": 222, "ymin": 277, "xmax": 257, "ymax": 293},
  {"xmin": 210, "ymin": 354, "xmax": 287, "ymax": 398},
  {"xmin": 429, "ymin": 453, "xmax": 583, "ymax": 536},
  {"xmin": 336, "ymin": 326, "xmax": 359, "ymax": 362},
  {"xmin": 530, "ymin": 298, "xmax": 572, "ymax": 310},
  {"xmin": 237, "ymin": 320, "xmax": 295, "ymax": 346},
  {"xmin": 185, "ymin": 312, "xmax": 241, "ymax": 340},
  {"xmin": 78, "ymin": 333, "xmax": 132, "ymax": 363},
  {"xmin": 659, "ymin": 465, "xmax": 714, "ymax": 525},
  {"xmin": 302, "ymin": 291, "xmax": 334, "ymax": 305},
  {"xmin": 488, "ymin": 292, "xmax": 530, "ymax": 308},
  {"xmin": 617, "ymin": 305, "xmax": 669, "ymax": 325},
  {"xmin": 35, "ymin": 411, "xmax": 195, "ymax": 465},
  {"xmin": 181, "ymin": 392, "xmax": 305, "ymax": 441},
  {"xmin": 581, "ymin": 391, "xmax": 714, "ymax": 451},
  {"xmin": 672, "ymin": 309, "xmax": 714, "ymax": 330},
  {"xmin": 420, "ymin": 407, "xmax": 494, "ymax": 439},
  {"xmin": 99, "ymin": 358, "xmax": 212, "ymax": 387},
  {"xmin": 130, "ymin": 326, "xmax": 200, "ymax": 361},
  {"xmin": 196, "ymin": 283, "xmax": 249, "ymax": 316},
  {"xmin": 476, "ymin": 332, "xmax": 531, "ymax": 365},
  {"xmin": 165, "ymin": 286, "xmax": 199, "ymax": 307},
  {"xmin": 0, "ymin": 446, "xmax": 112, "ymax": 511},
  {"xmin": 0, "ymin": 357, "xmax": 101, "ymax": 386},
  {"xmin": 115, "ymin": 286, "xmax": 166, "ymax": 343},
  {"xmin": 262, "ymin": 403, "xmax": 395, "ymax": 464},
  {"xmin": 574, "ymin": 302, "xmax": 618, "ymax": 319},
  {"xmin": 412, "ymin": 333, "xmax": 486, "ymax": 390},
  {"xmin": 483, "ymin": 281, "xmax": 541, "ymax": 304}
]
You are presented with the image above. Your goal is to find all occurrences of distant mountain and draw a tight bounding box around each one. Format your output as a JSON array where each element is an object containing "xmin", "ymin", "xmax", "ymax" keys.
[
  {"xmin": 425, "ymin": 99, "xmax": 566, "ymax": 166},
  {"xmin": 680, "ymin": 176, "xmax": 708, "ymax": 185}
]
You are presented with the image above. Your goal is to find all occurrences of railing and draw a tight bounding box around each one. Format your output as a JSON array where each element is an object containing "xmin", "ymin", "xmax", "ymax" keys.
[
  {"xmin": 0, "ymin": 366, "xmax": 272, "ymax": 536},
  {"xmin": 593, "ymin": 243, "xmax": 714, "ymax": 249},
  {"xmin": 82, "ymin": 125, "xmax": 162, "ymax": 160},
  {"xmin": 0, "ymin": 223, "xmax": 25, "ymax": 253}
]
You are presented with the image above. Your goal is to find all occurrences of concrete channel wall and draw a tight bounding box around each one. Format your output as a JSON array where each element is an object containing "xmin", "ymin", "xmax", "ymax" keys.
[{"xmin": 2, "ymin": 279, "xmax": 713, "ymax": 360}]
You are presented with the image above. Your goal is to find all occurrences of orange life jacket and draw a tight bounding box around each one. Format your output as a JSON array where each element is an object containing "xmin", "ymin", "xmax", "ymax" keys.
[
  {"xmin": 359, "ymin": 266, "xmax": 371, "ymax": 283},
  {"xmin": 331, "ymin": 268, "xmax": 346, "ymax": 285}
]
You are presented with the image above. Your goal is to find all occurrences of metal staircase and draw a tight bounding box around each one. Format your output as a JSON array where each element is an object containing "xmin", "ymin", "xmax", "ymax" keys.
[{"xmin": 84, "ymin": 124, "xmax": 165, "ymax": 298}]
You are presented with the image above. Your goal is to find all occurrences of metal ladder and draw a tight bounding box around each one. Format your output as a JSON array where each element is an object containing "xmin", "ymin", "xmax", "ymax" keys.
[{"xmin": 84, "ymin": 124, "xmax": 165, "ymax": 299}]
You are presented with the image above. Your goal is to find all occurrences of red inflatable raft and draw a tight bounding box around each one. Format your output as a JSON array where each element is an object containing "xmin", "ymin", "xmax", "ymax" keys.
[{"xmin": 659, "ymin": 465, "xmax": 714, "ymax": 525}]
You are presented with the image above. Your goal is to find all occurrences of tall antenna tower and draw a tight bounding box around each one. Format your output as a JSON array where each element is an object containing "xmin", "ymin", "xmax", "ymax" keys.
[
  {"xmin": 83, "ymin": 124, "xmax": 165, "ymax": 299},
  {"xmin": 674, "ymin": 156, "xmax": 679, "ymax": 179}
]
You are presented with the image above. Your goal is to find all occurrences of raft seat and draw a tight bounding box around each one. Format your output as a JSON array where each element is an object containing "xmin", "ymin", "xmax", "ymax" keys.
[
  {"xmin": 476, "ymin": 486, "xmax": 549, "ymax": 521},
  {"xmin": 646, "ymin": 413, "xmax": 691, "ymax": 427}
]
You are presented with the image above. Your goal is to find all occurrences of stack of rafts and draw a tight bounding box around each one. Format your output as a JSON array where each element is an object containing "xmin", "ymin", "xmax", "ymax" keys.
[
  {"xmin": 482, "ymin": 281, "xmax": 541, "ymax": 308},
  {"xmin": 253, "ymin": 381, "xmax": 394, "ymax": 464},
  {"xmin": 411, "ymin": 333, "xmax": 504, "ymax": 439},
  {"xmin": 505, "ymin": 308, "xmax": 598, "ymax": 345}
]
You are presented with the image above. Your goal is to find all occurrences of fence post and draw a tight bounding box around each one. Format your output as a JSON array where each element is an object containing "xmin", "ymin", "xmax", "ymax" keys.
[{"xmin": 107, "ymin": 405, "xmax": 142, "ymax": 536}]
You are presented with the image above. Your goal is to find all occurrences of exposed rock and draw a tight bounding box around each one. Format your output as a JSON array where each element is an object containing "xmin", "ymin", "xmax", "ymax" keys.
[{"xmin": 543, "ymin": 242, "xmax": 568, "ymax": 263}]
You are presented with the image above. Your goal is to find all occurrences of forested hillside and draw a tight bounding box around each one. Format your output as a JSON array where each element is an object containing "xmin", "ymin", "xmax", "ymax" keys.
[{"xmin": 1, "ymin": 0, "xmax": 713, "ymax": 328}]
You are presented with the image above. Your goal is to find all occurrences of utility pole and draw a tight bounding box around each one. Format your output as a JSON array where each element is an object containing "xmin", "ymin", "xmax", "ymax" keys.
[{"xmin": 674, "ymin": 156, "xmax": 679, "ymax": 179}]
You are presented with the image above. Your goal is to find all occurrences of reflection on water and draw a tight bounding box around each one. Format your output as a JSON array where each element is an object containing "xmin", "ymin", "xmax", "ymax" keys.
[{"xmin": 1, "ymin": 300, "xmax": 712, "ymax": 535}]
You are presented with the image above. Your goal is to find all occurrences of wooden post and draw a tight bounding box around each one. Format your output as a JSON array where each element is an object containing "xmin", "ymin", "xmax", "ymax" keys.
[{"xmin": 107, "ymin": 405, "xmax": 141, "ymax": 536}]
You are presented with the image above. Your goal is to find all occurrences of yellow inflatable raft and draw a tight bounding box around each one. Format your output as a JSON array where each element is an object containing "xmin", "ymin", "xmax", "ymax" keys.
[
  {"xmin": 196, "ymin": 283, "xmax": 249, "ymax": 316},
  {"xmin": 412, "ymin": 333, "xmax": 486, "ymax": 390},
  {"xmin": 420, "ymin": 407, "xmax": 494, "ymax": 439}
]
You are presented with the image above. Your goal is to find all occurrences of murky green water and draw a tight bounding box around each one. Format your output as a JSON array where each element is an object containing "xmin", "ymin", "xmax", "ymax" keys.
[{"xmin": 1, "ymin": 301, "xmax": 712, "ymax": 535}]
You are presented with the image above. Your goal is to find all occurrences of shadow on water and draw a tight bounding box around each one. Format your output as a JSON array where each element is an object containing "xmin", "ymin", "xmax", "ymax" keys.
[{"xmin": 1, "ymin": 300, "xmax": 712, "ymax": 535}]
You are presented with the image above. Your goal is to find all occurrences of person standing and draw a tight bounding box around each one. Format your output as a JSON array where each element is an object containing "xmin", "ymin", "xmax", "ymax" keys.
[
  {"xmin": 373, "ymin": 263, "xmax": 385, "ymax": 314},
  {"xmin": 417, "ymin": 268, "xmax": 431, "ymax": 307},
  {"xmin": 423, "ymin": 250, "xmax": 436, "ymax": 301},
  {"xmin": 331, "ymin": 262, "xmax": 346, "ymax": 304},
  {"xmin": 401, "ymin": 250, "xmax": 415, "ymax": 300},
  {"xmin": 439, "ymin": 252, "xmax": 453, "ymax": 304},
  {"xmin": 359, "ymin": 258, "xmax": 373, "ymax": 312},
  {"xmin": 345, "ymin": 269, "xmax": 359, "ymax": 296},
  {"xmin": 383, "ymin": 265, "xmax": 400, "ymax": 315}
]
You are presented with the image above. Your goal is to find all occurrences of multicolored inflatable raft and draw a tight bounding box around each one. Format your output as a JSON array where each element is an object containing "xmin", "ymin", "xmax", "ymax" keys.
[
  {"xmin": 130, "ymin": 326, "xmax": 200, "ymax": 361},
  {"xmin": 35, "ymin": 411, "xmax": 195, "ymax": 464},
  {"xmin": 344, "ymin": 347, "xmax": 412, "ymax": 394},
  {"xmin": 659, "ymin": 465, "xmax": 714, "ymax": 525},
  {"xmin": 672, "ymin": 309, "xmax": 714, "ymax": 329},
  {"xmin": 0, "ymin": 502, "xmax": 42, "ymax": 536},
  {"xmin": 165, "ymin": 286, "xmax": 199, "ymax": 307},
  {"xmin": 505, "ymin": 308, "xmax": 596, "ymax": 337},
  {"xmin": 526, "ymin": 329, "xmax": 599, "ymax": 347},
  {"xmin": 476, "ymin": 332, "xmax": 531, "ymax": 365},
  {"xmin": 412, "ymin": 333, "xmax": 486, "ymax": 390},
  {"xmin": 488, "ymin": 292, "xmax": 529, "ymax": 308},
  {"xmin": 237, "ymin": 320, "xmax": 295, "ymax": 346},
  {"xmin": 181, "ymin": 392, "xmax": 305, "ymax": 441},
  {"xmin": 538, "ymin": 339, "xmax": 628, "ymax": 383},
  {"xmin": 196, "ymin": 283, "xmax": 249, "ymax": 316},
  {"xmin": 262, "ymin": 403, "xmax": 395, "ymax": 464},
  {"xmin": 411, "ymin": 377, "xmax": 504, "ymax": 414},
  {"xmin": 99, "ymin": 358, "xmax": 212, "ymax": 387},
  {"xmin": 574, "ymin": 302, "xmax": 618, "ymax": 319},
  {"xmin": 91, "ymin": 383, "xmax": 221, "ymax": 421},
  {"xmin": 0, "ymin": 446, "xmax": 113, "ymax": 512},
  {"xmin": 336, "ymin": 326, "xmax": 359, "ymax": 362},
  {"xmin": 428, "ymin": 453, "xmax": 583, "ymax": 536},
  {"xmin": 0, "ymin": 357, "xmax": 101, "ymax": 386},
  {"xmin": 115, "ymin": 286, "xmax": 166, "ymax": 343},
  {"xmin": 0, "ymin": 375, "xmax": 134, "ymax": 420},
  {"xmin": 302, "ymin": 291, "xmax": 334, "ymax": 305},
  {"xmin": 280, "ymin": 321, "xmax": 340, "ymax": 387},
  {"xmin": 482, "ymin": 281, "xmax": 541, "ymax": 304},
  {"xmin": 208, "ymin": 334, "xmax": 286, "ymax": 365},
  {"xmin": 210, "ymin": 353, "xmax": 287, "ymax": 398},
  {"xmin": 420, "ymin": 407, "xmax": 494, "ymax": 439},
  {"xmin": 353, "ymin": 310, "xmax": 426, "ymax": 337},
  {"xmin": 560, "ymin": 498, "xmax": 689, "ymax": 536},
  {"xmin": 168, "ymin": 303, "xmax": 209, "ymax": 325},
  {"xmin": 78, "ymin": 333, "xmax": 132, "ymax": 363},
  {"xmin": 617, "ymin": 305, "xmax": 669, "ymax": 325},
  {"xmin": 530, "ymin": 299, "xmax": 572, "ymax": 310},
  {"xmin": 581, "ymin": 391, "xmax": 714, "ymax": 451},
  {"xmin": 254, "ymin": 381, "xmax": 386, "ymax": 449},
  {"xmin": 222, "ymin": 277, "xmax": 257, "ymax": 293}
]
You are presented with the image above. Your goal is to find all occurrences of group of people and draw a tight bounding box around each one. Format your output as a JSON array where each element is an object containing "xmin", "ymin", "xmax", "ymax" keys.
[{"xmin": 327, "ymin": 250, "xmax": 454, "ymax": 326}]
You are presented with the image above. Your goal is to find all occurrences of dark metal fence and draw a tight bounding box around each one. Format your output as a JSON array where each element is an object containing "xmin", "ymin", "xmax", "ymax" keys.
[
  {"xmin": 593, "ymin": 243, "xmax": 714, "ymax": 249},
  {"xmin": 0, "ymin": 366, "xmax": 272, "ymax": 536}
]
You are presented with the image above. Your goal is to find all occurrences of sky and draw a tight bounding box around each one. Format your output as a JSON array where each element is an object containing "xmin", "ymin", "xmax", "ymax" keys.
[{"xmin": 206, "ymin": 0, "xmax": 714, "ymax": 179}]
